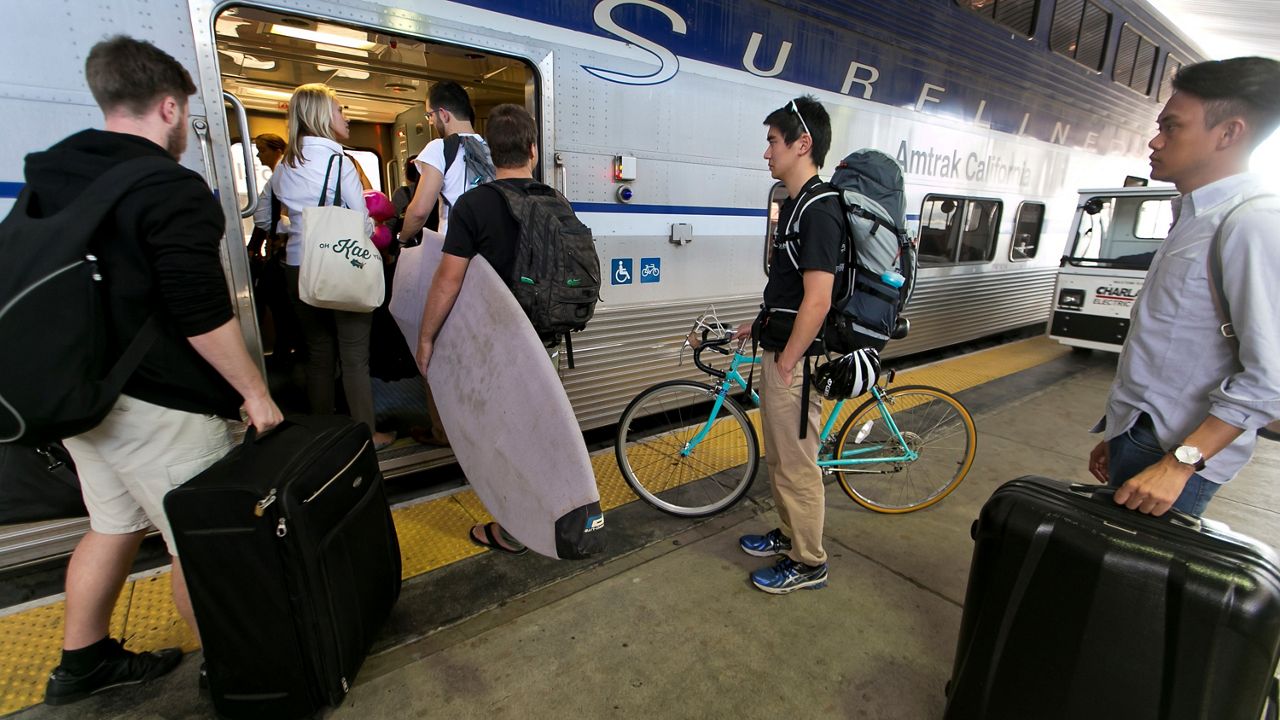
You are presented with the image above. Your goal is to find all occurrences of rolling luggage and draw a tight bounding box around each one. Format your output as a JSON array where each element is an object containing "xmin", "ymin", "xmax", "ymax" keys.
[
  {"xmin": 165, "ymin": 416, "xmax": 401, "ymax": 720},
  {"xmin": 945, "ymin": 476, "xmax": 1280, "ymax": 720}
]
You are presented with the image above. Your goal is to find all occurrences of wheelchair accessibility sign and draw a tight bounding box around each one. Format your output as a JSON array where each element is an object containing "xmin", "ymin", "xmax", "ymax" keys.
[
  {"xmin": 640, "ymin": 258, "xmax": 661, "ymax": 283},
  {"xmin": 611, "ymin": 258, "xmax": 633, "ymax": 285}
]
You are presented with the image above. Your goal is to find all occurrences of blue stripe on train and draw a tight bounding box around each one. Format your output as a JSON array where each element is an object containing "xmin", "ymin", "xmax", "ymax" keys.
[{"xmin": 572, "ymin": 202, "xmax": 767, "ymax": 217}]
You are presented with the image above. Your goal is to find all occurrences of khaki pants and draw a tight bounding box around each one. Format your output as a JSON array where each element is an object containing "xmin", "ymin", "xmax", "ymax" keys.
[
  {"xmin": 64, "ymin": 395, "xmax": 233, "ymax": 555},
  {"xmin": 760, "ymin": 352, "xmax": 827, "ymax": 566}
]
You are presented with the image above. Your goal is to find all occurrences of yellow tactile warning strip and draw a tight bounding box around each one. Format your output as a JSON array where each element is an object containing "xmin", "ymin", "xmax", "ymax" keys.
[{"xmin": 0, "ymin": 336, "xmax": 1068, "ymax": 715}]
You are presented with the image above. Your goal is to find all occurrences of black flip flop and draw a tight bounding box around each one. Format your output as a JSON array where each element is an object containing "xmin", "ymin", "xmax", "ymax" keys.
[{"xmin": 469, "ymin": 522, "xmax": 528, "ymax": 555}]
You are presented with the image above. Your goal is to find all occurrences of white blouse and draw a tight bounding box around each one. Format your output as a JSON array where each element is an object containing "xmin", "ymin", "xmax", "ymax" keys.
[{"xmin": 253, "ymin": 135, "xmax": 372, "ymax": 266}]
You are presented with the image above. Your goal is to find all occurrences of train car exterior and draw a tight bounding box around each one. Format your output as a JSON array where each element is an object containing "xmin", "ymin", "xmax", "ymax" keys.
[{"xmin": 0, "ymin": 0, "xmax": 1204, "ymax": 565}]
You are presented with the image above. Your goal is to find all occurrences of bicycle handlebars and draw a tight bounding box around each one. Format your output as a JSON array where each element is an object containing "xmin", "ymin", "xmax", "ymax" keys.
[{"xmin": 691, "ymin": 336, "xmax": 734, "ymax": 379}]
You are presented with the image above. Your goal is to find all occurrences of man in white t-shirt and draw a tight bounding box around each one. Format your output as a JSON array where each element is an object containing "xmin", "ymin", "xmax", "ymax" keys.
[{"xmin": 399, "ymin": 81, "xmax": 489, "ymax": 240}]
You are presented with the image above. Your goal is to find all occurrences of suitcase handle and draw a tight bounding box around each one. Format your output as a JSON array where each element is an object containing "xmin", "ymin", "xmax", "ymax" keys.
[{"xmin": 1067, "ymin": 483, "xmax": 1203, "ymax": 532}]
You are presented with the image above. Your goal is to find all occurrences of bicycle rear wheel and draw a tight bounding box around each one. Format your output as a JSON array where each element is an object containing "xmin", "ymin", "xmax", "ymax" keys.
[
  {"xmin": 832, "ymin": 385, "xmax": 976, "ymax": 513},
  {"xmin": 615, "ymin": 380, "xmax": 759, "ymax": 518}
]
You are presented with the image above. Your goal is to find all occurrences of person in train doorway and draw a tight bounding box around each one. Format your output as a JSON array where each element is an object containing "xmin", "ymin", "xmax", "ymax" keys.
[
  {"xmin": 396, "ymin": 80, "xmax": 495, "ymax": 446},
  {"xmin": 22, "ymin": 36, "xmax": 284, "ymax": 704},
  {"xmin": 732, "ymin": 95, "xmax": 841, "ymax": 594},
  {"xmin": 253, "ymin": 133, "xmax": 285, "ymax": 171},
  {"xmin": 1088, "ymin": 56, "xmax": 1280, "ymax": 518},
  {"xmin": 247, "ymin": 134, "xmax": 304, "ymax": 367},
  {"xmin": 414, "ymin": 103, "xmax": 552, "ymax": 556}
]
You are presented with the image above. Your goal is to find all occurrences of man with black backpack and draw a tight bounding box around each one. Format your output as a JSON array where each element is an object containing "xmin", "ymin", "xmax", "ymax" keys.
[
  {"xmin": 1, "ymin": 36, "xmax": 282, "ymax": 704},
  {"xmin": 733, "ymin": 96, "xmax": 841, "ymax": 594},
  {"xmin": 415, "ymin": 103, "xmax": 597, "ymax": 554}
]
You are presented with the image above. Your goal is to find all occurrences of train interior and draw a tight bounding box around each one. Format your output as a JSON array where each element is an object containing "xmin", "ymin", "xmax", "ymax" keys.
[{"xmin": 214, "ymin": 7, "xmax": 536, "ymax": 460}]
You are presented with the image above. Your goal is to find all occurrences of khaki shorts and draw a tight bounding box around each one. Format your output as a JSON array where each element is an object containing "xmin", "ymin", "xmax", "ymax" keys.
[{"xmin": 63, "ymin": 394, "xmax": 233, "ymax": 555}]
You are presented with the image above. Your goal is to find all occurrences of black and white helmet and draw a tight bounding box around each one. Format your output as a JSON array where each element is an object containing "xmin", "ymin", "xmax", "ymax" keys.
[{"xmin": 812, "ymin": 348, "xmax": 881, "ymax": 400}]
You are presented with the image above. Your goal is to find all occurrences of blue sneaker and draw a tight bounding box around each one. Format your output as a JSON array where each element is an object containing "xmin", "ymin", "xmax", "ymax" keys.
[
  {"xmin": 750, "ymin": 557, "xmax": 828, "ymax": 594},
  {"xmin": 739, "ymin": 528, "xmax": 792, "ymax": 557}
]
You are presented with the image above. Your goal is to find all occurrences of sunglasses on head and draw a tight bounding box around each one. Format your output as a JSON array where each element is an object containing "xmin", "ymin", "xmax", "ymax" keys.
[{"xmin": 788, "ymin": 99, "xmax": 812, "ymax": 139}]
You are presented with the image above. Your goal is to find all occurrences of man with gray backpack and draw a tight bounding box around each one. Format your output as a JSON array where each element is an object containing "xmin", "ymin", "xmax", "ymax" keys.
[
  {"xmin": 734, "ymin": 96, "xmax": 914, "ymax": 595},
  {"xmin": 398, "ymin": 80, "xmax": 495, "ymax": 242},
  {"xmin": 394, "ymin": 81, "xmax": 496, "ymax": 445}
]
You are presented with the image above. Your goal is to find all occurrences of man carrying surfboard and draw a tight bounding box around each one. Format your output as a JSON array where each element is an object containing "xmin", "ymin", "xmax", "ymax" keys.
[
  {"xmin": 415, "ymin": 103, "xmax": 552, "ymax": 555},
  {"xmin": 733, "ymin": 96, "xmax": 839, "ymax": 594}
]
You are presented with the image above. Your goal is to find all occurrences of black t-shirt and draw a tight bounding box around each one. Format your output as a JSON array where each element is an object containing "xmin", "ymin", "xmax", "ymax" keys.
[
  {"xmin": 442, "ymin": 178, "xmax": 536, "ymax": 283},
  {"xmin": 762, "ymin": 175, "xmax": 843, "ymax": 311}
]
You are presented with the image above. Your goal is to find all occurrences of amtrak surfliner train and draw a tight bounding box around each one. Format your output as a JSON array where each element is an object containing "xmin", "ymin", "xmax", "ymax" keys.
[{"xmin": 0, "ymin": 0, "xmax": 1203, "ymax": 565}]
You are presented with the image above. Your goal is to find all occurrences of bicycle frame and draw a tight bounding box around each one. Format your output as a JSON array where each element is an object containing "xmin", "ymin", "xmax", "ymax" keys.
[{"xmin": 686, "ymin": 344, "xmax": 919, "ymax": 471}]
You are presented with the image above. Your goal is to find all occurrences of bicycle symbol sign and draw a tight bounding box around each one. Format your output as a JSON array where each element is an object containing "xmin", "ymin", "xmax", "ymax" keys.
[
  {"xmin": 640, "ymin": 257, "xmax": 661, "ymax": 283},
  {"xmin": 611, "ymin": 258, "xmax": 633, "ymax": 285}
]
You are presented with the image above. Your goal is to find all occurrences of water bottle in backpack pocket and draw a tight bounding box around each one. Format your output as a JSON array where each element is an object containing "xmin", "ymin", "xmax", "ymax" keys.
[{"xmin": 825, "ymin": 267, "xmax": 903, "ymax": 353}]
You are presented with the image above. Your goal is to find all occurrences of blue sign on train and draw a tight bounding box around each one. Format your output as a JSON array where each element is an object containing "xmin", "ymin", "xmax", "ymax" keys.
[
  {"xmin": 611, "ymin": 258, "xmax": 634, "ymax": 285},
  {"xmin": 640, "ymin": 258, "xmax": 661, "ymax": 283}
]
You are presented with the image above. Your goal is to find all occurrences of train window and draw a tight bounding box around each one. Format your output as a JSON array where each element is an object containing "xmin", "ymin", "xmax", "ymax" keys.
[
  {"xmin": 1113, "ymin": 24, "xmax": 1157, "ymax": 95},
  {"xmin": 1050, "ymin": 0, "xmax": 1111, "ymax": 71},
  {"xmin": 1010, "ymin": 202, "xmax": 1045, "ymax": 261},
  {"xmin": 763, "ymin": 182, "xmax": 789, "ymax": 273},
  {"xmin": 918, "ymin": 196, "xmax": 1002, "ymax": 265},
  {"xmin": 918, "ymin": 196, "xmax": 962, "ymax": 265},
  {"xmin": 956, "ymin": 0, "xmax": 1039, "ymax": 38},
  {"xmin": 1159, "ymin": 56, "xmax": 1182, "ymax": 101},
  {"xmin": 959, "ymin": 199, "xmax": 1001, "ymax": 262},
  {"xmin": 344, "ymin": 149, "xmax": 383, "ymax": 193}
]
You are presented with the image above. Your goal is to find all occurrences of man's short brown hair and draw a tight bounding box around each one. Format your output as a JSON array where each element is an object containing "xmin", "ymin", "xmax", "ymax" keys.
[
  {"xmin": 85, "ymin": 36, "xmax": 197, "ymax": 116},
  {"xmin": 485, "ymin": 104, "xmax": 538, "ymax": 169}
]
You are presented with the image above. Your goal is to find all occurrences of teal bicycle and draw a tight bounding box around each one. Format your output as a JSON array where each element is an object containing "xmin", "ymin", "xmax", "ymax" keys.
[{"xmin": 614, "ymin": 319, "xmax": 977, "ymax": 518}]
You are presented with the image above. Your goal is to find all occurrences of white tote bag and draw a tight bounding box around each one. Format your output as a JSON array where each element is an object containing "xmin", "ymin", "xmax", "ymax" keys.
[{"xmin": 298, "ymin": 154, "xmax": 385, "ymax": 312}]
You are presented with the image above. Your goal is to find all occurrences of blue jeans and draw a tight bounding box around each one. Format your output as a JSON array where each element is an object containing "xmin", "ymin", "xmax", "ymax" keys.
[{"xmin": 1107, "ymin": 415, "xmax": 1220, "ymax": 517}]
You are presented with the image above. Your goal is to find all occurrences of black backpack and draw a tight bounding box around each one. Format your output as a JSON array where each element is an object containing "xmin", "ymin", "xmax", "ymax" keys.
[
  {"xmin": 482, "ymin": 181, "xmax": 600, "ymax": 366},
  {"xmin": 0, "ymin": 156, "xmax": 175, "ymax": 445}
]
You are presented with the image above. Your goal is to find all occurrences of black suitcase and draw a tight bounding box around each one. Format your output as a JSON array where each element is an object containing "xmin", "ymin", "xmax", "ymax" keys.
[
  {"xmin": 165, "ymin": 416, "xmax": 401, "ymax": 720},
  {"xmin": 945, "ymin": 476, "xmax": 1280, "ymax": 720}
]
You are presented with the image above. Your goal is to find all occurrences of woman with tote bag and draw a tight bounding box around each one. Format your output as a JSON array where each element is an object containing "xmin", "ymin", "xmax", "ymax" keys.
[{"xmin": 253, "ymin": 83, "xmax": 394, "ymax": 449}]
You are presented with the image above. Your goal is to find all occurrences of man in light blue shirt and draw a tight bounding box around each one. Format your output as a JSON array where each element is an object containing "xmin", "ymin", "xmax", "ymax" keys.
[{"xmin": 1089, "ymin": 57, "xmax": 1280, "ymax": 517}]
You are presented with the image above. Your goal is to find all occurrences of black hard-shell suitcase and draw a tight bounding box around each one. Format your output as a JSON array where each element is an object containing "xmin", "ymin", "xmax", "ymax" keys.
[
  {"xmin": 165, "ymin": 416, "xmax": 401, "ymax": 720},
  {"xmin": 945, "ymin": 476, "xmax": 1280, "ymax": 720}
]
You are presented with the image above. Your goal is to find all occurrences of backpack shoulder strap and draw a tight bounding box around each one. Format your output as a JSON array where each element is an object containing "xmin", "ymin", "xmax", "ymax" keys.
[
  {"xmin": 443, "ymin": 134, "xmax": 462, "ymax": 176},
  {"xmin": 1209, "ymin": 194, "xmax": 1276, "ymax": 340},
  {"xmin": 786, "ymin": 188, "xmax": 839, "ymax": 235}
]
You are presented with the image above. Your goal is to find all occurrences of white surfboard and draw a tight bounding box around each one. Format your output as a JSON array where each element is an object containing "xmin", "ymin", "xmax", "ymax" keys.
[{"xmin": 390, "ymin": 234, "xmax": 604, "ymax": 559}]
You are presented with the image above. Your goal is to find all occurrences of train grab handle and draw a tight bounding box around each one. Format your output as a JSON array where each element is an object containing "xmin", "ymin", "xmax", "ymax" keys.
[{"xmin": 223, "ymin": 91, "xmax": 258, "ymax": 218}]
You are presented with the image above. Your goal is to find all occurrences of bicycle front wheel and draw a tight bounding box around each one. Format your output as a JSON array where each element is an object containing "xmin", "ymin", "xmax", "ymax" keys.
[
  {"xmin": 615, "ymin": 380, "xmax": 759, "ymax": 518},
  {"xmin": 833, "ymin": 385, "xmax": 976, "ymax": 513}
]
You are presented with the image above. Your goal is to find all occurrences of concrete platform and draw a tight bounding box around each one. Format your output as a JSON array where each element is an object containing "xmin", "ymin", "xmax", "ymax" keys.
[{"xmin": 10, "ymin": 343, "xmax": 1279, "ymax": 719}]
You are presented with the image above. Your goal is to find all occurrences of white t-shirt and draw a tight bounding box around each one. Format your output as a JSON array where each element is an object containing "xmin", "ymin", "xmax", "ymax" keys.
[{"xmin": 414, "ymin": 133, "xmax": 487, "ymax": 235}]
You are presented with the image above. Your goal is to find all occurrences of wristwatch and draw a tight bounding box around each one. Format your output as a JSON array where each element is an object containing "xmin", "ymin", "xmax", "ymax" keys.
[{"xmin": 1171, "ymin": 444, "xmax": 1206, "ymax": 472}]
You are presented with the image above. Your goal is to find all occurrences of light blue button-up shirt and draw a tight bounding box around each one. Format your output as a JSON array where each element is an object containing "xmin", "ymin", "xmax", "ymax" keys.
[{"xmin": 1100, "ymin": 173, "xmax": 1280, "ymax": 483}]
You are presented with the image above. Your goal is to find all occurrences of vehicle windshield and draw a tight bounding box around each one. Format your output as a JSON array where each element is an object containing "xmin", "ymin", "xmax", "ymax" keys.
[{"xmin": 1065, "ymin": 195, "xmax": 1174, "ymax": 270}]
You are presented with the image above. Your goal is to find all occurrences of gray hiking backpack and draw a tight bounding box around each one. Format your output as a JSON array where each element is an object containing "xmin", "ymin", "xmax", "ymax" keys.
[
  {"xmin": 482, "ymin": 180, "xmax": 600, "ymax": 367},
  {"xmin": 821, "ymin": 149, "xmax": 915, "ymax": 353},
  {"xmin": 442, "ymin": 134, "xmax": 496, "ymax": 203}
]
